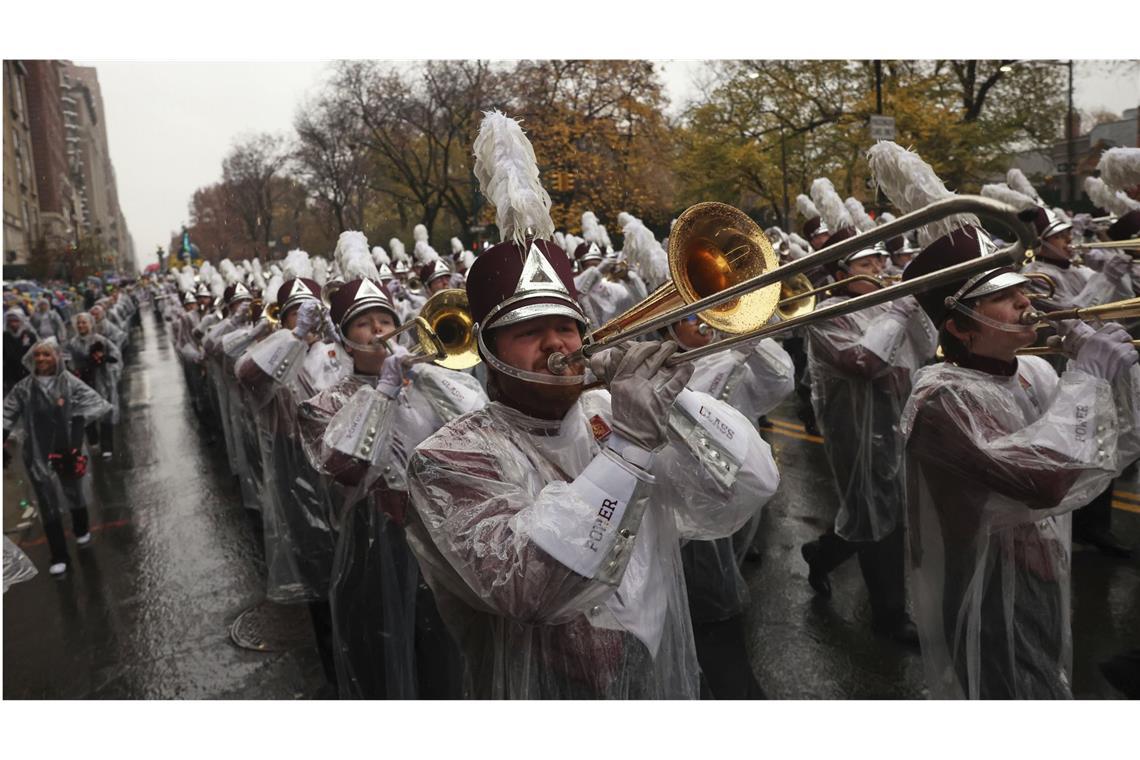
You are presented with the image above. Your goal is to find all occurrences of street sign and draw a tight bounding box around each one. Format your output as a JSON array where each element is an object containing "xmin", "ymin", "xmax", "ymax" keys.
[{"xmin": 869, "ymin": 115, "xmax": 896, "ymax": 141}]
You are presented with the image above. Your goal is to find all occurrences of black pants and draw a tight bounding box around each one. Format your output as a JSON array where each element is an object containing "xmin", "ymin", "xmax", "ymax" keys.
[
  {"xmin": 1073, "ymin": 482, "xmax": 1113, "ymax": 539},
  {"xmin": 85, "ymin": 421, "xmax": 113, "ymax": 453},
  {"xmin": 308, "ymin": 599, "xmax": 338, "ymax": 691},
  {"xmin": 808, "ymin": 526, "xmax": 907, "ymax": 626},
  {"xmin": 43, "ymin": 507, "xmax": 90, "ymax": 565},
  {"xmin": 693, "ymin": 615, "xmax": 767, "ymax": 699},
  {"xmin": 783, "ymin": 337, "xmax": 816, "ymax": 428}
]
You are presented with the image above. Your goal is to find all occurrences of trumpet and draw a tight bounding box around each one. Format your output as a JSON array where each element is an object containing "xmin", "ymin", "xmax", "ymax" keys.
[
  {"xmin": 340, "ymin": 288, "xmax": 481, "ymax": 370},
  {"xmin": 263, "ymin": 302, "xmax": 282, "ymax": 328},
  {"xmin": 546, "ymin": 196, "xmax": 1037, "ymax": 374},
  {"xmin": 406, "ymin": 274, "xmax": 425, "ymax": 296},
  {"xmin": 605, "ymin": 260, "xmax": 630, "ymax": 282}
]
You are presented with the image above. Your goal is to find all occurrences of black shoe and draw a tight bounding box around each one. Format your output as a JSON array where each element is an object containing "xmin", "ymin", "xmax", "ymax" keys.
[
  {"xmin": 801, "ymin": 543, "xmax": 831, "ymax": 597},
  {"xmin": 1098, "ymin": 649, "xmax": 1140, "ymax": 699},
  {"xmin": 804, "ymin": 420, "xmax": 822, "ymax": 437},
  {"xmin": 744, "ymin": 546, "xmax": 763, "ymax": 564},
  {"xmin": 757, "ymin": 416, "xmax": 773, "ymax": 430},
  {"xmin": 872, "ymin": 617, "xmax": 920, "ymax": 649}
]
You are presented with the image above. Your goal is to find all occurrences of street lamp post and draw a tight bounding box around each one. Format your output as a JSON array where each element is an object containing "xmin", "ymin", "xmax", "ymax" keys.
[{"xmin": 1000, "ymin": 59, "xmax": 1076, "ymax": 204}]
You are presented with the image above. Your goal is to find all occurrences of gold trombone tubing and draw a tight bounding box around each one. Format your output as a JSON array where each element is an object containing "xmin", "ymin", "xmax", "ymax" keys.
[
  {"xmin": 1070, "ymin": 238, "xmax": 1140, "ymax": 252},
  {"xmin": 1017, "ymin": 339, "xmax": 1140, "ymax": 357}
]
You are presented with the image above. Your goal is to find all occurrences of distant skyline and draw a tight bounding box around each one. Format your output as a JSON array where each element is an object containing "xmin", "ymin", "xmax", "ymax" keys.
[{"xmin": 80, "ymin": 60, "xmax": 1139, "ymax": 265}]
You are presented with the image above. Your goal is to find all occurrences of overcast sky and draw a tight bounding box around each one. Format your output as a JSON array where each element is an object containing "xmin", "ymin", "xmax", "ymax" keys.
[{"xmin": 81, "ymin": 60, "xmax": 1139, "ymax": 265}]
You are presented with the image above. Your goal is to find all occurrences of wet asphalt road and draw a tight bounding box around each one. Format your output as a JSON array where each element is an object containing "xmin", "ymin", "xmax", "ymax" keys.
[{"xmin": 4, "ymin": 314, "xmax": 1139, "ymax": 699}]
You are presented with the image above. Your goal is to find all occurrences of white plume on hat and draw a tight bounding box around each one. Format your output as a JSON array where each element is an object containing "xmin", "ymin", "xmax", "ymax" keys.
[
  {"xmin": 264, "ymin": 273, "xmax": 284, "ymax": 305},
  {"xmin": 413, "ymin": 224, "xmax": 429, "ymax": 244},
  {"xmin": 1084, "ymin": 176, "xmax": 1140, "ymax": 217},
  {"xmin": 268, "ymin": 263, "xmax": 282, "ymax": 278},
  {"xmin": 450, "ymin": 237, "xmax": 464, "ymax": 255},
  {"xmin": 371, "ymin": 246, "xmax": 390, "ymax": 267},
  {"xmin": 311, "ymin": 257, "xmax": 329, "ymax": 286},
  {"xmin": 177, "ymin": 269, "xmax": 195, "ymax": 294},
  {"xmin": 1097, "ymin": 147, "xmax": 1140, "ymax": 191},
  {"xmin": 980, "ymin": 183, "xmax": 1039, "ymax": 211},
  {"xmin": 598, "ymin": 224, "xmax": 614, "ymax": 251},
  {"xmin": 810, "ymin": 179, "xmax": 854, "ymax": 232},
  {"xmin": 877, "ymin": 211, "xmax": 896, "ymax": 225},
  {"xmin": 563, "ymin": 233, "xmax": 581, "ymax": 257},
  {"xmin": 795, "ymin": 193, "xmax": 821, "ymax": 222},
  {"xmin": 1006, "ymin": 168, "xmax": 1044, "ymax": 204},
  {"xmin": 620, "ymin": 213, "xmax": 668, "ymax": 290},
  {"xmin": 209, "ymin": 272, "xmax": 226, "ymax": 299},
  {"xmin": 388, "ymin": 238, "xmax": 409, "ymax": 264},
  {"xmin": 553, "ymin": 231, "xmax": 566, "ymax": 250},
  {"xmin": 844, "ymin": 197, "xmax": 876, "ymax": 232},
  {"xmin": 414, "ymin": 240, "xmax": 440, "ymax": 266},
  {"xmin": 787, "ymin": 242, "xmax": 809, "ymax": 260},
  {"xmin": 337, "ymin": 232, "xmax": 381, "ymax": 283},
  {"xmin": 218, "ymin": 259, "xmax": 242, "ymax": 287},
  {"xmin": 788, "ymin": 232, "xmax": 811, "ymax": 250},
  {"xmin": 281, "ymin": 249, "xmax": 314, "ymax": 281},
  {"xmin": 581, "ymin": 211, "xmax": 606, "ymax": 246},
  {"xmin": 617, "ymin": 212, "xmax": 635, "ymax": 228},
  {"xmin": 867, "ymin": 141, "xmax": 979, "ymax": 247},
  {"xmin": 472, "ymin": 110, "xmax": 555, "ymax": 247}
]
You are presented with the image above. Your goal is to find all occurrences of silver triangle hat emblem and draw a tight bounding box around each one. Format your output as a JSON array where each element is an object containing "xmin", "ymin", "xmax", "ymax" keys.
[
  {"xmin": 289, "ymin": 279, "xmax": 315, "ymax": 298},
  {"xmin": 234, "ymin": 283, "xmax": 250, "ymax": 297},
  {"xmin": 514, "ymin": 242, "xmax": 568, "ymax": 296},
  {"xmin": 976, "ymin": 230, "xmax": 998, "ymax": 258},
  {"xmin": 356, "ymin": 278, "xmax": 390, "ymax": 301}
]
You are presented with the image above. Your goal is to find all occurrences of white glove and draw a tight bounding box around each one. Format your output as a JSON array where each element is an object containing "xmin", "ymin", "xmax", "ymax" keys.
[
  {"xmin": 291, "ymin": 301, "xmax": 323, "ymax": 340},
  {"xmin": 1057, "ymin": 319, "xmax": 1094, "ymax": 358},
  {"xmin": 887, "ymin": 295, "xmax": 920, "ymax": 320},
  {"xmin": 588, "ymin": 340, "xmax": 694, "ymax": 452},
  {"xmin": 1072, "ymin": 323, "xmax": 1138, "ymax": 381},
  {"xmin": 377, "ymin": 343, "xmax": 411, "ymax": 398},
  {"xmin": 1102, "ymin": 252, "xmax": 1132, "ymax": 280},
  {"xmin": 388, "ymin": 281, "xmax": 408, "ymax": 300},
  {"xmin": 232, "ymin": 301, "xmax": 251, "ymax": 324}
]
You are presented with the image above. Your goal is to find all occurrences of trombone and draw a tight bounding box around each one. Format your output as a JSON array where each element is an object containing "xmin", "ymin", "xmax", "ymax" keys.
[
  {"xmin": 340, "ymin": 288, "xmax": 481, "ymax": 371},
  {"xmin": 1019, "ymin": 296, "xmax": 1140, "ymax": 327},
  {"xmin": 1069, "ymin": 238, "xmax": 1140, "ymax": 253},
  {"xmin": 776, "ymin": 273, "xmax": 899, "ymax": 320},
  {"xmin": 547, "ymin": 196, "xmax": 1037, "ymax": 373}
]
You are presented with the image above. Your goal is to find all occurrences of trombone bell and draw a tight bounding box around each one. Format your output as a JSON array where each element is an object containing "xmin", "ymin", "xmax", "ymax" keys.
[{"xmin": 419, "ymin": 288, "xmax": 481, "ymax": 370}]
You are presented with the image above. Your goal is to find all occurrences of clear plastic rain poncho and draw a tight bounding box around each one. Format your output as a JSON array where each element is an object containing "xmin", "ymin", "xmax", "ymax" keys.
[
  {"xmin": 2, "ymin": 339, "xmax": 112, "ymax": 523},
  {"xmin": 806, "ymin": 295, "xmax": 937, "ymax": 541},
  {"xmin": 901, "ymin": 358, "xmax": 1140, "ymax": 699},
  {"xmin": 91, "ymin": 308, "xmax": 126, "ymax": 348},
  {"xmin": 64, "ymin": 313, "xmax": 122, "ymax": 424},
  {"xmin": 299, "ymin": 363, "xmax": 488, "ymax": 699},
  {"xmin": 234, "ymin": 328, "xmax": 347, "ymax": 605},
  {"xmin": 573, "ymin": 265, "xmax": 650, "ymax": 330},
  {"xmin": 681, "ymin": 338, "xmax": 795, "ymax": 623},
  {"xmin": 404, "ymin": 384, "xmax": 781, "ymax": 699},
  {"xmin": 4, "ymin": 536, "xmax": 38, "ymax": 592},
  {"xmin": 29, "ymin": 299, "xmax": 67, "ymax": 341},
  {"xmin": 1021, "ymin": 257, "xmax": 1133, "ymax": 309}
]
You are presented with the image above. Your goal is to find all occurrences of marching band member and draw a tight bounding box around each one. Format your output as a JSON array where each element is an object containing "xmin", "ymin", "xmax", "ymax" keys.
[
  {"xmin": 296, "ymin": 237, "xmax": 487, "ymax": 699},
  {"xmin": 798, "ymin": 154, "xmax": 939, "ymax": 645},
  {"xmin": 403, "ymin": 111, "xmax": 780, "ymax": 699},
  {"xmin": 668, "ymin": 316, "xmax": 795, "ymax": 698},
  {"xmin": 897, "ymin": 218, "xmax": 1140, "ymax": 699},
  {"xmin": 4, "ymin": 308, "xmax": 40, "ymax": 395}
]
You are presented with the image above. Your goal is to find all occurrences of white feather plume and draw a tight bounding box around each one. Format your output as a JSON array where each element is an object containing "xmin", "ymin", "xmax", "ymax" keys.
[
  {"xmin": 450, "ymin": 237, "xmax": 463, "ymax": 255},
  {"xmin": 1085, "ymin": 176, "xmax": 1140, "ymax": 216},
  {"xmin": 581, "ymin": 211, "xmax": 605, "ymax": 246},
  {"xmin": 472, "ymin": 111, "xmax": 555, "ymax": 246},
  {"xmin": 1006, "ymin": 168, "xmax": 1043, "ymax": 203},
  {"xmin": 563, "ymin": 233, "xmax": 581, "ymax": 256},
  {"xmin": 264, "ymin": 273, "xmax": 284, "ymax": 305},
  {"xmin": 877, "ymin": 212, "xmax": 896, "ymax": 225},
  {"xmin": 788, "ymin": 232, "xmax": 811, "ymax": 250},
  {"xmin": 1051, "ymin": 207, "xmax": 1071, "ymax": 223},
  {"xmin": 867, "ymin": 141, "xmax": 978, "ymax": 246},
  {"xmin": 795, "ymin": 194, "xmax": 821, "ymax": 221},
  {"xmin": 617, "ymin": 212, "xmax": 634, "ymax": 228},
  {"xmin": 1098, "ymin": 147, "xmax": 1140, "ymax": 191},
  {"xmin": 787, "ymin": 242, "xmax": 809, "ymax": 260},
  {"xmin": 810, "ymin": 178, "xmax": 855, "ymax": 232},
  {"xmin": 219, "ymin": 259, "xmax": 243, "ymax": 287},
  {"xmin": 388, "ymin": 238, "xmax": 409, "ymax": 264},
  {"xmin": 413, "ymin": 224, "xmax": 428, "ymax": 244},
  {"xmin": 339, "ymin": 237, "xmax": 381, "ymax": 283},
  {"xmin": 209, "ymin": 272, "xmax": 225, "ymax": 299},
  {"xmin": 620, "ymin": 214, "xmax": 669, "ymax": 290},
  {"xmin": 414, "ymin": 240, "xmax": 440, "ymax": 266},
  {"xmin": 281, "ymin": 249, "xmax": 314, "ymax": 281},
  {"xmin": 177, "ymin": 270, "xmax": 195, "ymax": 294},
  {"xmin": 844, "ymin": 197, "xmax": 876, "ymax": 232},
  {"xmin": 553, "ymin": 231, "xmax": 566, "ymax": 250},
  {"xmin": 268, "ymin": 264, "xmax": 282, "ymax": 278},
  {"xmin": 311, "ymin": 257, "xmax": 329, "ymax": 286},
  {"xmin": 980, "ymin": 183, "xmax": 1039, "ymax": 211},
  {"xmin": 598, "ymin": 224, "xmax": 613, "ymax": 251},
  {"xmin": 371, "ymin": 246, "xmax": 390, "ymax": 267}
]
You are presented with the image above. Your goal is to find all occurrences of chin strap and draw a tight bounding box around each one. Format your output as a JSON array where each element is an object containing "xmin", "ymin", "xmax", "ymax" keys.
[
  {"xmin": 475, "ymin": 324, "xmax": 585, "ymax": 386},
  {"xmin": 943, "ymin": 297, "xmax": 1034, "ymax": 334}
]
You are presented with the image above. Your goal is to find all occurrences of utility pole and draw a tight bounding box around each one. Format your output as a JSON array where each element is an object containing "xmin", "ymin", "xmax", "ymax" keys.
[
  {"xmin": 780, "ymin": 132, "xmax": 789, "ymax": 229},
  {"xmin": 1066, "ymin": 59, "xmax": 1076, "ymax": 204}
]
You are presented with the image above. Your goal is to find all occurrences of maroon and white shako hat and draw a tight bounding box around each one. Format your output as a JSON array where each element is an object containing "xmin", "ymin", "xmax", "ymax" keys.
[
  {"xmin": 870, "ymin": 140, "xmax": 1027, "ymax": 327},
  {"xmin": 573, "ymin": 241, "xmax": 604, "ymax": 263},
  {"xmin": 468, "ymin": 110, "xmax": 587, "ymax": 332},
  {"xmin": 223, "ymin": 282, "xmax": 253, "ymax": 306},
  {"xmin": 276, "ymin": 278, "xmax": 321, "ymax": 315},
  {"xmin": 419, "ymin": 258, "xmax": 453, "ymax": 286},
  {"xmin": 329, "ymin": 231, "xmax": 401, "ymax": 329},
  {"xmin": 796, "ymin": 194, "xmax": 829, "ymax": 239}
]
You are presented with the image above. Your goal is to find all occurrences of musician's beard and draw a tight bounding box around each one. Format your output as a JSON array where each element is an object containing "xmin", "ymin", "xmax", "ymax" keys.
[{"xmin": 487, "ymin": 366, "xmax": 583, "ymax": 421}]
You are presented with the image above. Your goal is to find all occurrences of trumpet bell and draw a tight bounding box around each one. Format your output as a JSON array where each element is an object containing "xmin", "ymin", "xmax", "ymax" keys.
[
  {"xmin": 776, "ymin": 272, "xmax": 817, "ymax": 320},
  {"xmin": 419, "ymin": 288, "xmax": 481, "ymax": 370},
  {"xmin": 264, "ymin": 302, "xmax": 282, "ymax": 327}
]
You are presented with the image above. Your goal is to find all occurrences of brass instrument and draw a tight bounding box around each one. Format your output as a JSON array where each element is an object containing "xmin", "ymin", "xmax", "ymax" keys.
[
  {"xmin": 406, "ymin": 274, "xmax": 425, "ymax": 296},
  {"xmin": 321, "ymin": 279, "xmax": 345, "ymax": 308},
  {"xmin": 417, "ymin": 289, "xmax": 481, "ymax": 370},
  {"xmin": 605, "ymin": 260, "xmax": 630, "ymax": 282},
  {"xmin": 776, "ymin": 274, "xmax": 895, "ymax": 320},
  {"xmin": 1020, "ymin": 297, "xmax": 1140, "ymax": 326},
  {"xmin": 1021, "ymin": 272, "xmax": 1058, "ymax": 301},
  {"xmin": 263, "ymin": 302, "xmax": 281, "ymax": 328},
  {"xmin": 1069, "ymin": 238, "xmax": 1140, "ymax": 253},
  {"xmin": 546, "ymin": 196, "xmax": 1037, "ymax": 373},
  {"xmin": 1017, "ymin": 339, "xmax": 1140, "ymax": 357}
]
